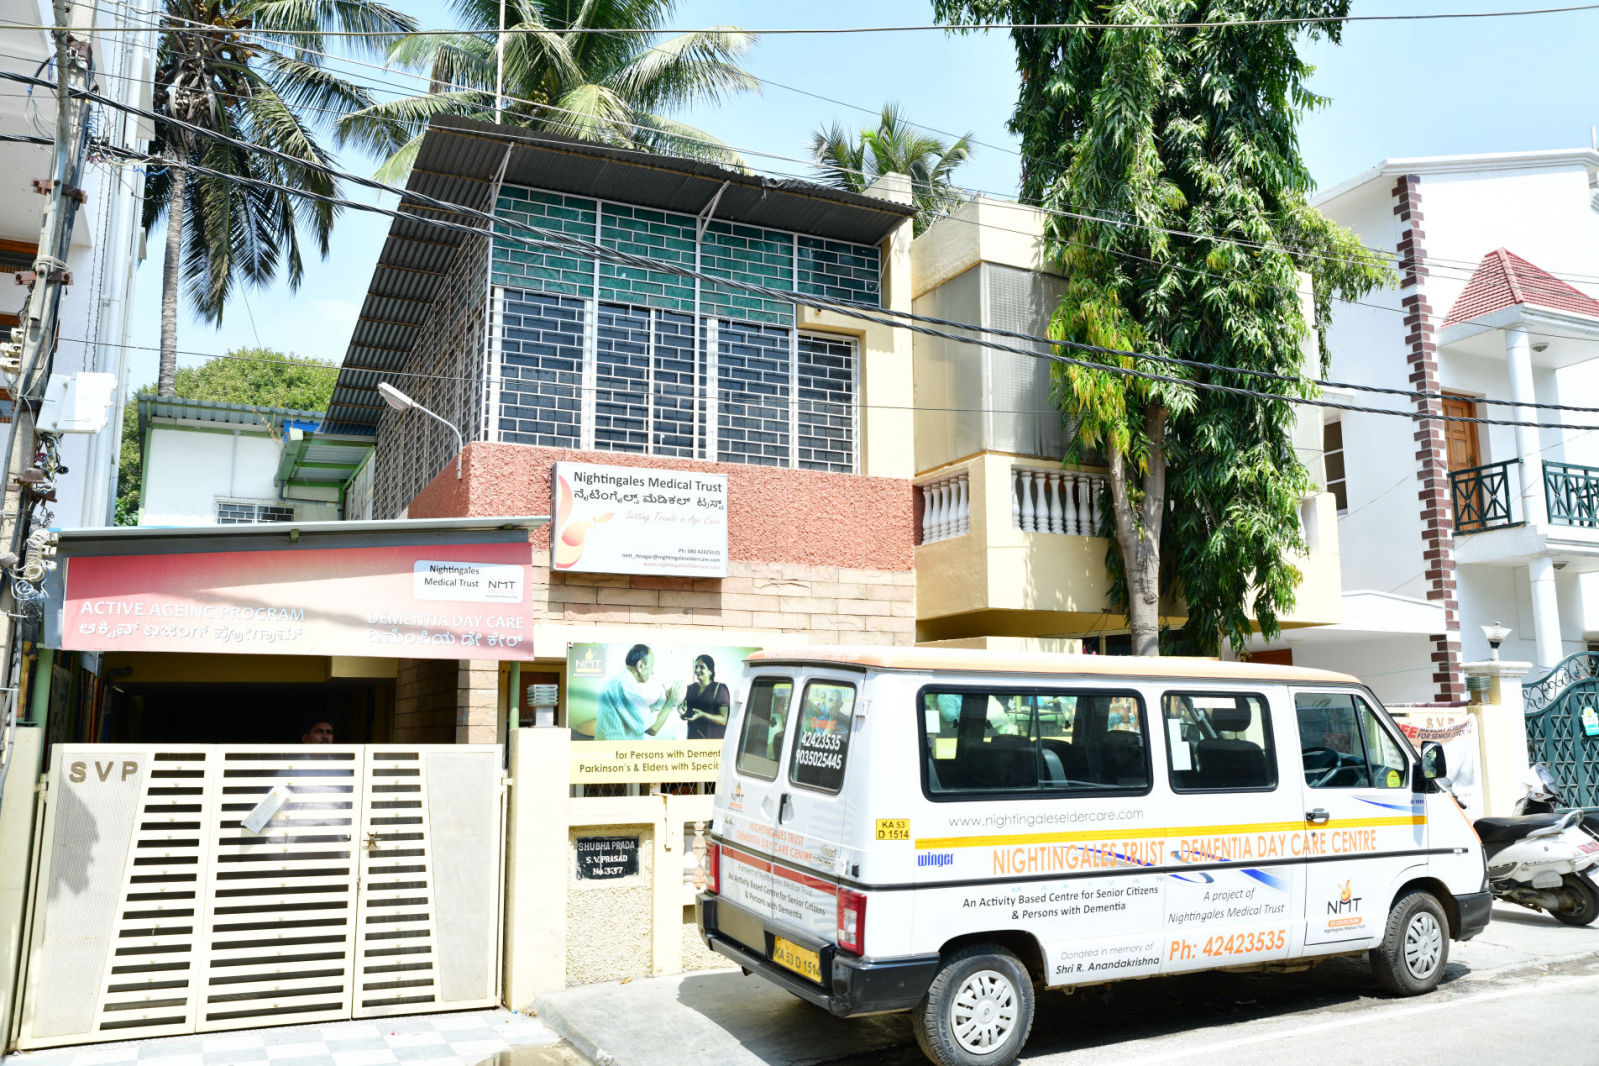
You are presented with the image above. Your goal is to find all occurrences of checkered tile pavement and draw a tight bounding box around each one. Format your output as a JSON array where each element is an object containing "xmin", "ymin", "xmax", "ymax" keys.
[{"xmin": 3, "ymin": 1009, "xmax": 560, "ymax": 1066}]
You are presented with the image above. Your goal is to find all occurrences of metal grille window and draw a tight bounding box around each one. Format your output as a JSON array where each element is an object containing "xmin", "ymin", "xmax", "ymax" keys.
[
  {"xmin": 498, "ymin": 290, "xmax": 585, "ymax": 447},
  {"xmin": 717, "ymin": 320, "xmax": 791, "ymax": 467},
  {"xmin": 494, "ymin": 287, "xmax": 856, "ymax": 470},
  {"xmin": 216, "ymin": 501, "xmax": 294, "ymax": 524},
  {"xmin": 797, "ymin": 333, "xmax": 857, "ymax": 473}
]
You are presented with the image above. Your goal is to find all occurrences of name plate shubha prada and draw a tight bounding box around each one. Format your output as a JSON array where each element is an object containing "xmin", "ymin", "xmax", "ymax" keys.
[{"xmin": 550, "ymin": 460, "xmax": 728, "ymax": 577}]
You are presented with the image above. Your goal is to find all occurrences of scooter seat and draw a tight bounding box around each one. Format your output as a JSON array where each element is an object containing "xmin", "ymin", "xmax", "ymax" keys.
[{"xmin": 1473, "ymin": 813, "xmax": 1568, "ymax": 846}]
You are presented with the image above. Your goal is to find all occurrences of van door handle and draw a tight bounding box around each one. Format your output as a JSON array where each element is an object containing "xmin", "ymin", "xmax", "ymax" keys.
[
  {"xmin": 1306, "ymin": 808, "xmax": 1330, "ymax": 825},
  {"xmin": 778, "ymin": 793, "xmax": 793, "ymax": 824}
]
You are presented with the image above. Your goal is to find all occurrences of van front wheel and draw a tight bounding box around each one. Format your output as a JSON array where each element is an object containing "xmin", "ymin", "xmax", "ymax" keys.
[
  {"xmin": 1370, "ymin": 889, "xmax": 1449, "ymax": 995},
  {"xmin": 914, "ymin": 944, "xmax": 1035, "ymax": 1066}
]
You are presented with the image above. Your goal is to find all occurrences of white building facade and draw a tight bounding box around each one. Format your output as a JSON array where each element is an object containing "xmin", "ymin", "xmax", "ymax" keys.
[
  {"xmin": 1, "ymin": 0, "xmax": 157, "ymax": 527},
  {"xmin": 1254, "ymin": 150, "xmax": 1599, "ymax": 704}
]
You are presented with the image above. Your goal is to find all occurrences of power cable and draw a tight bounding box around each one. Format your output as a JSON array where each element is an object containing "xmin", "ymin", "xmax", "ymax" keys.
[
  {"xmin": 4, "ymin": 4, "xmax": 1599, "ymax": 36},
  {"xmin": 21, "ymin": 70, "xmax": 1599, "ymax": 433}
]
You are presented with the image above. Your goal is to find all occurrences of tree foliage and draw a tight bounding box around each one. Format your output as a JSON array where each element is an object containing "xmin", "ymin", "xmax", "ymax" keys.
[
  {"xmin": 934, "ymin": 0, "xmax": 1391, "ymax": 655},
  {"xmin": 144, "ymin": 0, "xmax": 415, "ymax": 394},
  {"xmin": 115, "ymin": 348, "xmax": 339, "ymax": 525},
  {"xmin": 809, "ymin": 102, "xmax": 973, "ymax": 235},
  {"xmin": 337, "ymin": 0, "xmax": 758, "ymax": 182}
]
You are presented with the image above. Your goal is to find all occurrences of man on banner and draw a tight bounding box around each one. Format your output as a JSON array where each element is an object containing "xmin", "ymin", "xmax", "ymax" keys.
[{"xmin": 596, "ymin": 644, "xmax": 684, "ymax": 740}]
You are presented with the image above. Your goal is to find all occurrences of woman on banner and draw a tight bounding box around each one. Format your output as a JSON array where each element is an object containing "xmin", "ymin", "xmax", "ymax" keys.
[{"xmin": 681, "ymin": 653, "xmax": 732, "ymax": 740}]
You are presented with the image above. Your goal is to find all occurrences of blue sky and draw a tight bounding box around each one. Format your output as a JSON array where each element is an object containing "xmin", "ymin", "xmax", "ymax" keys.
[{"xmin": 122, "ymin": 0, "xmax": 1599, "ymax": 389}]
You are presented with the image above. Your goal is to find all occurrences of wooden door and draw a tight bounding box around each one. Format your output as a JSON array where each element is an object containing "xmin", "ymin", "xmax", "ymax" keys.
[{"xmin": 1442, "ymin": 393, "xmax": 1481, "ymax": 472}]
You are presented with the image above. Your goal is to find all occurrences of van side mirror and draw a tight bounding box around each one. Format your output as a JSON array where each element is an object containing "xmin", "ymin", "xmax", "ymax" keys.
[{"xmin": 1420, "ymin": 741, "xmax": 1447, "ymax": 781}]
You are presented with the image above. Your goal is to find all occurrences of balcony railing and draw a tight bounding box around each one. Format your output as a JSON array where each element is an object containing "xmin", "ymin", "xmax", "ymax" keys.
[
  {"xmin": 1451, "ymin": 459, "xmax": 1519, "ymax": 533},
  {"xmin": 918, "ymin": 470, "xmax": 970, "ymax": 544},
  {"xmin": 1013, "ymin": 467, "xmax": 1105, "ymax": 535},
  {"xmin": 1545, "ymin": 462, "xmax": 1599, "ymax": 528}
]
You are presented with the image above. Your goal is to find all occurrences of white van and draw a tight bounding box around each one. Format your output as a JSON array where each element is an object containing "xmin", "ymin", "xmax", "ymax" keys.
[{"xmin": 697, "ymin": 648, "xmax": 1488, "ymax": 1066}]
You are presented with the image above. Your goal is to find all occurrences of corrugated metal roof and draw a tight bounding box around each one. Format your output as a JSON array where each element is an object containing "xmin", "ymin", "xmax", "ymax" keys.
[
  {"xmin": 325, "ymin": 117, "xmax": 915, "ymax": 435},
  {"xmin": 137, "ymin": 394, "xmax": 327, "ymax": 444}
]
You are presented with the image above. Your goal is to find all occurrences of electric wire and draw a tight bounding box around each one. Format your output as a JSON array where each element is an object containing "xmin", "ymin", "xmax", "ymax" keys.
[
  {"xmin": 3, "ymin": 4, "xmax": 1599, "ymax": 36},
  {"xmin": 12, "ymin": 73, "xmax": 1599, "ymax": 433}
]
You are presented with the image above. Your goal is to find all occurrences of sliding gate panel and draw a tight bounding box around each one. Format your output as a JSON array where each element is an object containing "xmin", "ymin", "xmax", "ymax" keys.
[
  {"xmin": 195, "ymin": 747, "xmax": 364, "ymax": 1032},
  {"xmin": 17, "ymin": 745, "xmax": 503, "ymax": 1051}
]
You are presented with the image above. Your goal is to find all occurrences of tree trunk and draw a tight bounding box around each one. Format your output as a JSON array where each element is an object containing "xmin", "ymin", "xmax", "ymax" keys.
[
  {"xmin": 158, "ymin": 160, "xmax": 187, "ymax": 398},
  {"xmin": 1106, "ymin": 405, "xmax": 1168, "ymax": 657}
]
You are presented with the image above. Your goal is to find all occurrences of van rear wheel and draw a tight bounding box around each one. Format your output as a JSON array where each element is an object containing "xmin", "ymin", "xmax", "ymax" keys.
[
  {"xmin": 914, "ymin": 943, "xmax": 1035, "ymax": 1066},
  {"xmin": 1370, "ymin": 889, "xmax": 1449, "ymax": 995}
]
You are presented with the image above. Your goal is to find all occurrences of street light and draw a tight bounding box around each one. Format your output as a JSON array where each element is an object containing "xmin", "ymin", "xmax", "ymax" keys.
[
  {"xmin": 1481, "ymin": 620, "xmax": 1512, "ymax": 661},
  {"xmin": 378, "ymin": 381, "xmax": 464, "ymax": 479}
]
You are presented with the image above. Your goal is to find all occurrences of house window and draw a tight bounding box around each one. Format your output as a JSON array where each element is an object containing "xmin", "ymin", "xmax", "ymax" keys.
[
  {"xmin": 495, "ymin": 287, "xmax": 857, "ymax": 472},
  {"xmin": 216, "ymin": 501, "xmax": 295, "ymax": 524},
  {"xmin": 1323, "ymin": 419, "xmax": 1348, "ymax": 513}
]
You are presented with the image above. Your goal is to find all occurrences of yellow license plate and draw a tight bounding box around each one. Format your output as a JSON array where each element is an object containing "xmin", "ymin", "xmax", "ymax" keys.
[{"xmin": 771, "ymin": 936, "xmax": 822, "ymax": 982}]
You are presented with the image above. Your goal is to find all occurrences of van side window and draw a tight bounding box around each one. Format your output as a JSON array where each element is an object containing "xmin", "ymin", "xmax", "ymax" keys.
[
  {"xmin": 919, "ymin": 688, "xmax": 1149, "ymax": 796},
  {"xmin": 788, "ymin": 681, "xmax": 855, "ymax": 793},
  {"xmin": 1295, "ymin": 692, "xmax": 1408, "ymax": 789},
  {"xmin": 735, "ymin": 678, "xmax": 793, "ymax": 781},
  {"xmin": 1162, "ymin": 693, "xmax": 1276, "ymax": 792}
]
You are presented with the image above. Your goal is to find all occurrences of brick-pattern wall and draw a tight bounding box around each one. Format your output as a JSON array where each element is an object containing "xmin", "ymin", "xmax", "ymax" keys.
[
  {"xmin": 457, "ymin": 660, "xmax": 499, "ymax": 743},
  {"xmin": 393, "ymin": 659, "xmax": 460, "ymax": 742},
  {"xmin": 489, "ymin": 185, "xmax": 880, "ymax": 324},
  {"xmin": 527, "ymin": 551, "xmax": 916, "ymax": 644},
  {"xmin": 1394, "ymin": 174, "xmax": 1463, "ymax": 703}
]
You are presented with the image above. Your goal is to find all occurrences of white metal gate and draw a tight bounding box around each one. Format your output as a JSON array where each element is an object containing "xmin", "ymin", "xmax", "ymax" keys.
[{"xmin": 15, "ymin": 745, "xmax": 504, "ymax": 1050}]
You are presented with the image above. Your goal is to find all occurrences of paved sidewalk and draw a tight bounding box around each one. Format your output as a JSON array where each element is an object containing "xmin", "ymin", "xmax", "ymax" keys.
[
  {"xmin": 2, "ymin": 1009, "xmax": 560, "ymax": 1066},
  {"xmin": 532, "ymin": 902, "xmax": 1599, "ymax": 1066}
]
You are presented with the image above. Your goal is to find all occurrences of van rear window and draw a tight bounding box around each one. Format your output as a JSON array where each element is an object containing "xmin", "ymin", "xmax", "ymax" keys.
[
  {"xmin": 735, "ymin": 677, "xmax": 793, "ymax": 781},
  {"xmin": 789, "ymin": 681, "xmax": 856, "ymax": 793},
  {"xmin": 920, "ymin": 688, "xmax": 1150, "ymax": 796}
]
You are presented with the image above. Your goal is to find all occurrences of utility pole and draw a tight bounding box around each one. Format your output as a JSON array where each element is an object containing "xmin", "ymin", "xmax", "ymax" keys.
[{"xmin": 0, "ymin": 0, "xmax": 95, "ymax": 803}]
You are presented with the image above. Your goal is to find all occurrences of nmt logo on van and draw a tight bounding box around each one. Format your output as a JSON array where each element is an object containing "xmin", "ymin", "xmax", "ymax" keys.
[{"xmin": 917, "ymin": 851, "xmax": 954, "ymax": 869}]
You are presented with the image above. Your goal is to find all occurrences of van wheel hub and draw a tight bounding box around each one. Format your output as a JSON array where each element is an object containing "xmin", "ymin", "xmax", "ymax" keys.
[
  {"xmin": 1404, "ymin": 911, "xmax": 1443, "ymax": 978},
  {"xmin": 950, "ymin": 968, "xmax": 1018, "ymax": 1053}
]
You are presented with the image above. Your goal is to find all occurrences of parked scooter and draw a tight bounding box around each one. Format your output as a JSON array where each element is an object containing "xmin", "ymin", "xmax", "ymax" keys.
[{"xmin": 1466, "ymin": 763, "xmax": 1599, "ymax": 925}]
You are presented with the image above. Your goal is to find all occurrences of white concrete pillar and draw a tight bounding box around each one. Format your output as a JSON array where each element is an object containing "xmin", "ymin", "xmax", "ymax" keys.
[
  {"xmin": 1506, "ymin": 328, "xmax": 1547, "ymax": 525},
  {"xmin": 1527, "ymin": 555, "xmax": 1564, "ymax": 669},
  {"xmin": 1463, "ymin": 659, "xmax": 1533, "ymax": 817}
]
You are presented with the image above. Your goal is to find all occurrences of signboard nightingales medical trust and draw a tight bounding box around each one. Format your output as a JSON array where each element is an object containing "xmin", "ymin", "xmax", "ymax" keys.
[{"xmin": 551, "ymin": 461, "xmax": 728, "ymax": 578}]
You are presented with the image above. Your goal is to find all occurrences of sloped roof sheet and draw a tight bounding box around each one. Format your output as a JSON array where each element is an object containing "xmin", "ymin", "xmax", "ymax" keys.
[{"xmin": 1443, "ymin": 248, "xmax": 1599, "ymax": 326}]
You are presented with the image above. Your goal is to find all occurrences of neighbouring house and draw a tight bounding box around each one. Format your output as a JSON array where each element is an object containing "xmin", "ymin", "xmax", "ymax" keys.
[
  {"xmin": 907, "ymin": 196, "xmax": 1345, "ymax": 653},
  {"xmin": 0, "ymin": 0, "xmax": 157, "ymax": 527},
  {"xmin": 134, "ymin": 394, "xmax": 371, "ymax": 526},
  {"xmin": 1248, "ymin": 148, "xmax": 1599, "ymax": 704}
]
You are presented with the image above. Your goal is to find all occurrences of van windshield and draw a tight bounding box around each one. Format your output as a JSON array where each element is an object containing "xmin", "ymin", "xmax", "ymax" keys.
[{"xmin": 921, "ymin": 688, "xmax": 1149, "ymax": 795}]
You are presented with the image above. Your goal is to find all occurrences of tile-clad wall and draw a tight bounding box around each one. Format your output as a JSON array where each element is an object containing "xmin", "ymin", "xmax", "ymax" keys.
[
  {"xmin": 798, "ymin": 236, "xmax": 880, "ymax": 306},
  {"xmin": 490, "ymin": 185, "xmax": 881, "ymax": 324},
  {"xmin": 493, "ymin": 187, "xmax": 597, "ymax": 298}
]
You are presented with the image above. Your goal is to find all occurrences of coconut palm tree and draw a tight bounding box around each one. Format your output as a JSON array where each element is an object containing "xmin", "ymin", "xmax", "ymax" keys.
[
  {"xmin": 143, "ymin": 0, "xmax": 416, "ymax": 396},
  {"xmin": 810, "ymin": 103, "xmax": 973, "ymax": 234},
  {"xmin": 337, "ymin": 0, "xmax": 758, "ymax": 182}
]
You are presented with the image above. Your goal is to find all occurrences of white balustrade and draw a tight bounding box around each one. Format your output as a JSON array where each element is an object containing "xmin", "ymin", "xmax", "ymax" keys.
[
  {"xmin": 1012, "ymin": 466, "xmax": 1105, "ymax": 535},
  {"xmin": 918, "ymin": 470, "xmax": 971, "ymax": 544}
]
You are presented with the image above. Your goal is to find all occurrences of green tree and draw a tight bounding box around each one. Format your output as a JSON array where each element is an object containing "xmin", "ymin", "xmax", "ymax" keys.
[
  {"xmin": 145, "ymin": 0, "xmax": 415, "ymax": 396},
  {"xmin": 115, "ymin": 348, "xmax": 339, "ymax": 524},
  {"xmin": 337, "ymin": 0, "xmax": 758, "ymax": 181},
  {"xmin": 809, "ymin": 102, "xmax": 973, "ymax": 235},
  {"xmin": 934, "ymin": 0, "xmax": 1391, "ymax": 656}
]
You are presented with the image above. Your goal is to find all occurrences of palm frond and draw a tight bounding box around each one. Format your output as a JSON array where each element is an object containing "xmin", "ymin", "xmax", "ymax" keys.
[
  {"xmin": 605, "ymin": 27, "xmax": 757, "ymax": 113},
  {"xmin": 244, "ymin": 0, "xmax": 418, "ymax": 60},
  {"xmin": 629, "ymin": 112, "xmax": 748, "ymax": 170},
  {"xmin": 544, "ymin": 81, "xmax": 632, "ymax": 144}
]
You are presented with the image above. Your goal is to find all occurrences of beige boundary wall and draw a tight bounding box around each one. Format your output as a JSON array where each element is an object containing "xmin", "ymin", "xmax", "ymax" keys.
[
  {"xmin": 503, "ymin": 728, "xmax": 722, "ymax": 1006},
  {"xmin": 1389, "ymin": 659, "xmax": 1532, "ymax": 817}
]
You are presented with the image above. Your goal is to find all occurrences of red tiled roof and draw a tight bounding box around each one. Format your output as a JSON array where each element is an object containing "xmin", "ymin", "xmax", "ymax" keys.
[{"xmin": 1443, "ymin": 248, "xmax": 1599, "ymax": 326}]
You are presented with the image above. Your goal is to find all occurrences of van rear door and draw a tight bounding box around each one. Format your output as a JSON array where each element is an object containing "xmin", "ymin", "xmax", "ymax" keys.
[{"xmin": 717, "ymin": 674, "xmax": 796, "ymax": 935}]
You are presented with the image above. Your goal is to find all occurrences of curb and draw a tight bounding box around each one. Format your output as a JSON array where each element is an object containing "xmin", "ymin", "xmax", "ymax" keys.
[{"xmin": 533, "ymin": 995, "xmax": 616, "ymax": 1066}]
